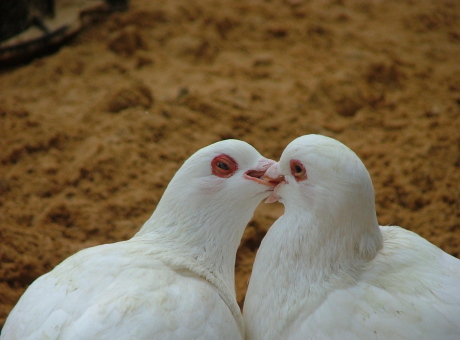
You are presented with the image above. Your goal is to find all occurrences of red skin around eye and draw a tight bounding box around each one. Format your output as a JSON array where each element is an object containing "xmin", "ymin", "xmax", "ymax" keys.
[
  {"xmin": 211, "ymin": 154, "xmax": 238, "ymax": 178},
  {"xmin": 290, "ymin": 159, "xmax": 307, "ymax": 182}
]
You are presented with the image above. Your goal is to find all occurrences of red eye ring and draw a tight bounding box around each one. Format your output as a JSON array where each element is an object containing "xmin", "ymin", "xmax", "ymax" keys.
[
  {"xmin": 290, "ymin": 160, "xmax": 307, "ymax": 181},
  {"xmin": 211, "ymin": 154, "xmax": 238, "ymax": 178}
]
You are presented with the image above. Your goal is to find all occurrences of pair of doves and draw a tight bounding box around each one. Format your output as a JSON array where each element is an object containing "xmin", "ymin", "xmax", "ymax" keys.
[{"xmin": 2, "ymin": 135, "xmax": 460, "ymax": 340}]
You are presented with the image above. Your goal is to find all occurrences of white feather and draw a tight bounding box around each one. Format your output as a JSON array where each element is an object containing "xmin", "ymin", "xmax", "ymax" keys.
[
  {"xmin": 2, "ymin": 139, "xmax": 275, "ymax": 340},
  {"xmin": 244, "ymin": 134, "xmax": 460, "ymax": 340}
]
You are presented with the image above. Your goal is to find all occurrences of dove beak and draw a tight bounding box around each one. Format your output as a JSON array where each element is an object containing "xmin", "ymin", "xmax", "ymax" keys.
[
  {"xmin": 262, "ymin": 163, "xmax": 285, "ymax": 203},
  {"xmin": 244, "ymin": 158, "xmax": 278, "ymax": 187}
]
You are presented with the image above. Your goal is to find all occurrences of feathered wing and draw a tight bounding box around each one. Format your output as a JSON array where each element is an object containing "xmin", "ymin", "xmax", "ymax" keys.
[
  {"xmin": 1, "ymin": 240, "xmax": 242, "ymax": 340},
  {"xmin": 285, "ymin": 226, "xmax": 460, "ymax": 340}
]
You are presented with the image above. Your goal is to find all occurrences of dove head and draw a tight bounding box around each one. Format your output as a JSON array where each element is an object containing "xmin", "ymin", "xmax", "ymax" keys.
[
  {"xmin": 267, "ymin": 134, "xmax": 381, "ymax": 261},
  {"xmin": 137, "ymin": 139, "xmax": 275, "ymax": 285},
  {"xmin": 273, "ymin": 135, "xmax": 374, "ymax": 210},
  {"xmin": 161, "ymin": 139, "xmax": 276, "ymax": 209}
]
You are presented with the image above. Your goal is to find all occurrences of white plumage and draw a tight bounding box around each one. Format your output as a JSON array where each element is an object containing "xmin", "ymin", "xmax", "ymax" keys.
[
  {"xmin": 2, "ymin": 139, "xmax": 275, "ymax": 340},
  {"xmin": 244, "ymin": 134, "xmax": 460, "ymax": 340}
]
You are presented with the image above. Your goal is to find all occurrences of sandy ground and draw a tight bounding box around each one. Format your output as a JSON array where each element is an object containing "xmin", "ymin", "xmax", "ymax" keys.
[{"xmin": 1, "ymin": 0, "xmax": 459, "ymax": 329}]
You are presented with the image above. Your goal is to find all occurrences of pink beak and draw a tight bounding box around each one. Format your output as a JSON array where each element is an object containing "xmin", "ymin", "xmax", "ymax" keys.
[
  {"xmin": 262, "ymin": 163, "xmax": 285, "ymax": 203},
  {"xmin": 244, "ymin": 158, "xmax": 277, "ymax": 187}
]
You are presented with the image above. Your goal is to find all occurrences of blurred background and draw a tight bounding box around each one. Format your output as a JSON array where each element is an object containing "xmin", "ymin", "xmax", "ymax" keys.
[{"xmin": 0, "ymin": 0, "xmax": 459, "ymax": 329}]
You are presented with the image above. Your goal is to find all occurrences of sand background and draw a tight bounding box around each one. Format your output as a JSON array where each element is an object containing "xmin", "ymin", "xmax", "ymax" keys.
[{"xmin": 1, "ymin": 0, "xmax": 459, "ymax": 328}]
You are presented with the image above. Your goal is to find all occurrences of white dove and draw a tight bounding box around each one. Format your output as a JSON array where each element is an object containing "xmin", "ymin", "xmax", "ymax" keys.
[
  {"xmin": 1, "ymin": 139, "xmax": 276, "ymax": 340},
  {"xmin": 244, "ymin": 134, "xmax": 460, "ymax": 340}
]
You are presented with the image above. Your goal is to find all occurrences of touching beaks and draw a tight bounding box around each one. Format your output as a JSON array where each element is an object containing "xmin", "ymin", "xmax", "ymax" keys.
[
  {"xmin": 262, "ymin": 163, "xmax": 285, "ymax": 185},
  {"xmin": 244, "ymin": 158, "xmax": 277, "ymax": 187},
  {"xmin": 262, "ymin": 163, "xmax": 286, "ymax": 203}
]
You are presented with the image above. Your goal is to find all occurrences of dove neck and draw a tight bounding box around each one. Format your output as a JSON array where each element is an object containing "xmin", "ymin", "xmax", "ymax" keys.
[
  {"xmin": 270, "ymin": 203, "xmax": 382, "ymax": 287},
  {"xmin": 135, "ymin": 194, "xmax": 257, "ymax": 292},
  {"xmin": 245, "ymin": 208, "xmax": 382, "ymax": 340}
]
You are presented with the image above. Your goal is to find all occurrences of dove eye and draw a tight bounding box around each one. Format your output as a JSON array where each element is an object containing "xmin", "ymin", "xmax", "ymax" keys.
[
  {"xmin": 290, "ymin": 160, "xmax": 307, "ymax": 181},
  {"xmin": 212, "ymin": 154, "xmax": 238, "ymax": 178},
  {"xmin": 216, "ymin": 161, "xmax": 229, "ymax": 170}
]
